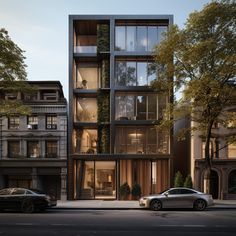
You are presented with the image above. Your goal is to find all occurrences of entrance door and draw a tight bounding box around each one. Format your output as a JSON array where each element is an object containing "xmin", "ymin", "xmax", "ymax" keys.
[
  {"xmin": 95, "ymin": 161, "xmax": 116, "ymax": 199},
  {"xmin": 210, "ymin": 170, "xmax": 219, "ymax": 199}
]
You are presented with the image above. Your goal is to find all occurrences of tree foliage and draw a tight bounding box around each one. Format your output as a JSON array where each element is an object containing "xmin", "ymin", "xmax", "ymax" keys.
[
  {"xmin": 153, "ymin": 0, "xmax": 236, "ymax": 170},
  {"xmin": 174, "ymin": 171, "xmax": 184, "ymax": 187},
  {"xmin": 184, "ymin": 175, "xmax": 193, "ymax": 189},
  {"xmin": 0, "ymin": 28, "xmax": 32, "ymax": 116}
]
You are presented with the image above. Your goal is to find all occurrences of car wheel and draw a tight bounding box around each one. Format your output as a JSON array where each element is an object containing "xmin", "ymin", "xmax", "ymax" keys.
[
  {"xmin": 194, "ymin": 199, "xmax": 206, "ymax": 211},
  {"xmin": 150, "ymin": 199, "xmax": 162, "ymax": 211},
  {"xmin": 21, "ymin": 200, "xmax": 35, "ymax": 213}
]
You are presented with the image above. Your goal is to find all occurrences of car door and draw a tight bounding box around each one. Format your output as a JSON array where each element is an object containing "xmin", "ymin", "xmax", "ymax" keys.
[
  {"xmin": 179, "ymin": 189, "xmax": 197, "ymax": 208},
  {"xmin": 161, "ymin": 189, "xmax": 183, "ymax": 208},
  {"xmin": 10, "ymin": 189, "xmax": 26, "ymax": 209},
  {"xmin": 0, "ymin": 189, "xmax": 13, "ymax": 209}
]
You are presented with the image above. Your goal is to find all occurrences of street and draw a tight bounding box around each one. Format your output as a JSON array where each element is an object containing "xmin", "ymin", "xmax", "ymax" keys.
[{"xmin": 0, "ymin": 209, "xmax": 236, "ymax": 236}]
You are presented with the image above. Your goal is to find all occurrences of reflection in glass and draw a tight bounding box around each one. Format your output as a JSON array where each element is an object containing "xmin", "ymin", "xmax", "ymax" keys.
[
  {"xmin": 127, "ymin": 26, "xmax": 136, "ymax": 51},
  {"xmin": 137, "ymin": 26, "xmax": 147, "ymax": 51},
  {"xmin": 127, "ymin": 62, "xmax": 136, "ymax": 86},
  {"xmin": 148, "ymin": 95, "xmax": 157, "ymax": 120},
  {"xmin": 76, "ymin": 98, "xmax": 97, "ymax": 122},
  {"xmin": 158, "ymin": 26, "xmax": 168, "ymax": 43},
  {"xmin": 115, "ymin": 26, "xmax": 126, "ymax": 51},
  {"xmin": 147, "ymin": 62, "xmax": 157, "ymax": 85},
  {"xmin": 137, "ymin": 62, "xmax": 147, "ymax": 86},
  {"xmin": 115, "ymin": 96, "xmax": 135, "ymax": 120},
  {"xmin": 148, "ymin": 27, "xmax": 158, "ymax": 51},
  {"xmin": 116, "ymin": 61, "xmax": 126, "ymax": 86},
  {"xmin": 137, "ymin": 96, "xmax": 146, "ymax": 120}
]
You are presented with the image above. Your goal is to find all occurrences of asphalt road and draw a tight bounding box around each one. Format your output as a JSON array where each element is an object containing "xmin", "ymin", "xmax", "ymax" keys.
[{"xmin": 0, "ymin": 209, "xmax": 236, "ymax": 236}]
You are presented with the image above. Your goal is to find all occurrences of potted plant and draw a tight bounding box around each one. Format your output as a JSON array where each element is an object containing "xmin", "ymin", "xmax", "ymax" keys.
[
  {"xmin": 131, "ymin": 183, "xmax": 142, "ymax": 200},
  {"xmin": 119, "ymin": 182, "xmax": 130, "ymax": 200}
]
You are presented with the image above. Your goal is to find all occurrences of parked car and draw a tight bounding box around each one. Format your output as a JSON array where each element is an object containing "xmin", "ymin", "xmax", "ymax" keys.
[
  {"xmin": 0, "ymin": 188, "xmax": 57, "ymax": 213},
  {"xmin": 139, "ymin": 187, "xmax": 214, "ymax": 211}
]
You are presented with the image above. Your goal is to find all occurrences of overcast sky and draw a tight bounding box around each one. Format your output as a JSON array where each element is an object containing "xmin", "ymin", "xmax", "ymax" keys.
[{"xmin": 0, "ymin": 0, "xmax": 212, "ymax": 99}]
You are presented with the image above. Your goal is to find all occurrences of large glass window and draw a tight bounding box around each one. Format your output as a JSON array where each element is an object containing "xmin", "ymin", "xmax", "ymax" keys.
[
  {"xmin": 74, "ymin": 129, "xmax": 97, "ymax": 154},
  {"xmin": 115, "ymin": 94, "xmax": 166, "ymax": 120},
  {"xmin": 76, "ymin": 98, "xmax": 97, "ymax": 122},
  {"xmin": 148, "ymin": 27, "xmax": 158, "ymax": 51},
  {"xmin": 137, "ymin": 26, "xmax": 147, "ymax": 51},
  {"xmin": 115, "ymin": 127, "xmax": 170, "ymax": 154},
  {"xmin": 45, "ymin": 141, "xmax": 58, "ymax": 158},
  {"xmin": 115, "ymin": 25, "xmax": 167, "ymax": 52},
  {"xmin": 115, "ymin": 26, "xmax": 126, "ymax": 51},
  {"xmin": 126, "ymin": 26, "xmax": 136, "ymax": 51},
  {"xmin": 76, "ymin": 63, "xmax": 98, "ymax": 89},
  {"xmin": 137, "ymin": 62, "xmax": 147, "ymax": 86},
  {"xmin": 8, "ymin": 116, "xmax": 20, "ymax": 130},
  {"xmin": 116, "ymin": 61, "xmax": 126, "ymax": 86},
  {"xmin": 8, "ymin": 141, "xmax": 20, "ymax": 158},
  {"xmin": 126, "ymin": 62, "xmax": 136, "ymax": 86},
  {"xmin": 27, "ymin": 141, "xmax": 40, "ymax": 158}
]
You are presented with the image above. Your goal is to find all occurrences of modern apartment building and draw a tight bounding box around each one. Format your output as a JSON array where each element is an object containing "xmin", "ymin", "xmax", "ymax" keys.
[
  {"xmin": 68, "ymin": 15, "xmax": 173, "ymax": 200},
  {"xmin": 0, "ymin": 81, "xmax": 67, "ymax": 200}
]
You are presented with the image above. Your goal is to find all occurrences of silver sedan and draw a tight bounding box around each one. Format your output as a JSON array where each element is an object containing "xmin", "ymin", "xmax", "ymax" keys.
[{"xmin": 139, "ymin": 187, "xmax": 214, "ymax": 211}]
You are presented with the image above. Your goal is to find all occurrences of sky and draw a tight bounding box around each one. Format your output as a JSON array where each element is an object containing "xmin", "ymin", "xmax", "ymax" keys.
[{"xmin": 0, "ymin": 0, "xmax": 212, "ymax": 99}]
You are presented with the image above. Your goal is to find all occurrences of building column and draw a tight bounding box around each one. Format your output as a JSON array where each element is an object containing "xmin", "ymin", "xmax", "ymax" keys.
[
  {"xmin": 221, "ymin": 167, "xmax": 228, "ymax": 200},
  {"xmin": 60, "ymin": 168, "xmax": 67, "ymax": 200}
]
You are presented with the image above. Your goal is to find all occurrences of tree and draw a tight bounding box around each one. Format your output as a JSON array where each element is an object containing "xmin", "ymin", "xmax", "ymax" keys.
[
  {"xmin": 184, "ymin": 175, "xmax": 193, "ymax": 189},
  {"xmin": 0, "ymin": 28, "xmax": 32, "ymax": 116},
  {"xmin": 174, "ymin": 171, "xmax": 184, "ymax": 187},
  {"xmin": 152, "ymin": 0, "xmax": 236, "ymax": 193}
]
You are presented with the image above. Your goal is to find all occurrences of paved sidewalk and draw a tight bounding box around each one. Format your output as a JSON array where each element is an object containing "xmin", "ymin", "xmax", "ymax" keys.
[{"xmin": 56, "ymin": 199, "xmax": 236, "ymax": 210}]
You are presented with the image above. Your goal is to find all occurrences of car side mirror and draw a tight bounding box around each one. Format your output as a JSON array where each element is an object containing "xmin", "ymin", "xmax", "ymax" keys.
[{"xmin": 164, "ymin": 192, "xmax": 168, "ymax": 197}]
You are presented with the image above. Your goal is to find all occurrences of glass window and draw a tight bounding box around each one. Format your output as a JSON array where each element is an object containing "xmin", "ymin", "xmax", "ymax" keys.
[
  {"xmin": 228, "ymin": 143, "xmax": 236, "ymax": 158},
  {"xmin": 137, "ymin": 62, "xmax": 147, "ymax": 86},
  {"xmin": 148, "ymin": 62, "xmax": 157, "ymax": 85},
  {"xmin": 137, "ymin": 26, "xmax": 147, "ymax": 51},
  {"xmin": 148, "ymin": 26, "xmax": 158, "ymax": 51},
  {"xmin": 46, "ymin": 141, "xmax": 58, "ymax": 158},
  {"xmin": 8, "ymin": 141, "xmax": 20, "ymax": 158},
  {"xmin": 27, "ymin": 141, "xmax": 40, "ymax": 158},
  {"xmin": 116, "ymin": 61, "xmax": 126, "ymax": 86},
  {"xmin": 158, "ymin": 95, "xmax": 167, "ymax": 119},
  {"xmin": 11, "ymin": 189, "xmax": 26, "ymax": 195},
  {"xmin": 147, "ymin": 128, "xmax": 157, "ymax": 154},
  {"xmin": 158, "ymin": 26, "xmax": 167, "ymax": 43},
  {"xmin": 180, "ymin": 189, "xmax": 195, "ymax": 194},
  {"xmin": 126, "ymin": 62, "xmax": 136, "ymax": 86},
  {"xmin": 168, "ymin": 189, "xmax": 181, "ymax": 195},
  {"xmin": 115, "ymin": 95, "xmax": 135, "ymax": 120},
  {"xmin": 148, "ymin": 95, "xmax": 157, "ymax": 120},
  {"xmin": 76, "ymin": 98, "xmax": 97, "ymax": 122},
  {"xmin": 28, "ymin": 115, "xmax": 38, "ymax": 130},
  {"xmin": 157, "ymin": 131, "xmax": 170, "ymax": 154},
  {"xmin": 115, "ymin": 26, "xmax": 126, "ymax": 51},
  {"xmin": 137, "ymin": 96, "xmax": 146, "ymax": 120},
  {"xmin": 9, "ymin": 116, "xmax": 20, "ymax": 129},
  {"xmin": 46, "ymin": 115, "xmax": 57, "ymax": 129},
  {"xmin": 0, "ymin": 189, "xmax": 12, "ymax": 195},
  {"xmin": 127, "ymin": 128, "xmax": 145, "ymax": 154},
  {"xmin": 126, "ymin": 26, "xmax": 136, "ymax": 51}
]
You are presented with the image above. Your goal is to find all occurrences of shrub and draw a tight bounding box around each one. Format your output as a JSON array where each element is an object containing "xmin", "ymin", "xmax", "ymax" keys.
[
  {"xmin": 174, "ymin": 171, "xmax": 184, "ymax": 187},
  {"xmin": 184, "ymin": 175, "xmax": 193, "ymax": 188},
  {"xmin": 119, "ymin": 182, "xmax": 130, "ymax": 200},
  {"xmin": 131, "ymin": 183, "xmax": 141, "ymax": 199}
]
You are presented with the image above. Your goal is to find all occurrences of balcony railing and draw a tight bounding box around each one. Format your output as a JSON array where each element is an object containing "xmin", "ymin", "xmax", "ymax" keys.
[{"xmin": 74, "ymin": 46, "xmax": 97, "ymax": 53}]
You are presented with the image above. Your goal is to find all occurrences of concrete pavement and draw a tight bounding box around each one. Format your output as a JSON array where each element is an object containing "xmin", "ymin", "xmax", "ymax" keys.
[{"xmin": 55, "ymin": 199, "xmax": 236, "ymax": 210}]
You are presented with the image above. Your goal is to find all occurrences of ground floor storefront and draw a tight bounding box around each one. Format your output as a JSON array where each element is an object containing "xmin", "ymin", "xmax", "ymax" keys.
[
  {"xmin": 0, "ymin": 167, "xmax": 67, "ymax": 200},
  {"xmin": 72, "ymin": 159, "xmax": 170, "ymax": 200},
  {"xmin": 194, "ymin": 159, "xmax": 236, "ymax": 200}
]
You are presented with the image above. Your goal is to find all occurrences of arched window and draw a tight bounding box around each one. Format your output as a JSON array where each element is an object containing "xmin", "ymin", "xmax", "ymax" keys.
[{"xmin": 228, "ymin": 170, "xmax": 236, "ymax": 194}]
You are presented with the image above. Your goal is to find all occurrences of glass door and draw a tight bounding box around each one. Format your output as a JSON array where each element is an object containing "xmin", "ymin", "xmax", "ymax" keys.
[{"xmin": 95, "ymin": 161, "xmax": 116, "ymax": 199}]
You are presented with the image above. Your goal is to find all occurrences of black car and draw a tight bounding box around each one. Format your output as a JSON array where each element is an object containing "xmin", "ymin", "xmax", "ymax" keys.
[{"xmin": 0, "ymin": 188, "xmax": 57, "ymax": 213}]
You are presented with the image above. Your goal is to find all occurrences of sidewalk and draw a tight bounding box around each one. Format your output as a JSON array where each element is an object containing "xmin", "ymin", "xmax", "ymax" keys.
[{"xmin": 56, "ymin": 199, "xmax": 236, "ymax": 210}]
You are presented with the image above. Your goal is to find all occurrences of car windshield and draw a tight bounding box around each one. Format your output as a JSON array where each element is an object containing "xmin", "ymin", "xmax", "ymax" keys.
[
  {"xmin": 30, "ymin": 189, "xmax": 45, "ymax": 194},
  {"xmin": 159, "ymin": 189, "xmax": 169, "ymax": 194}
]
